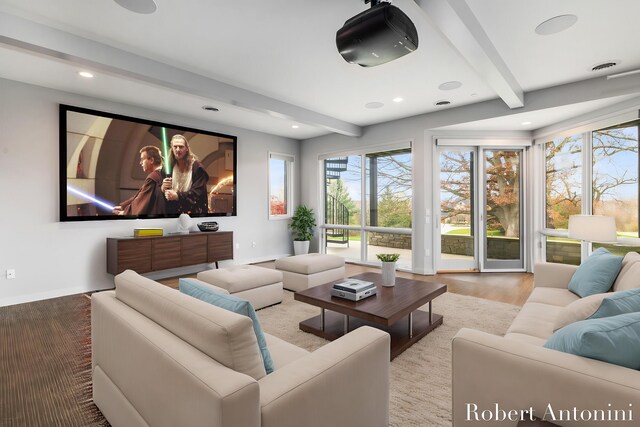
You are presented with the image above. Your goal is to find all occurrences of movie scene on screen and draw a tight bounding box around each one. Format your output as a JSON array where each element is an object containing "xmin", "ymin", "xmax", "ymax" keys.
[{"xmin": 60, "ymin": 105, "xmax": 237, "ymax": 221}]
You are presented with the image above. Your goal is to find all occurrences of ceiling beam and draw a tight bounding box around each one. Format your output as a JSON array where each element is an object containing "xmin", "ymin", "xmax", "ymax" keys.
[
  {"xmin": 412, "ymin": 73, "xmax": 640, "ymax": 130},
  {"xmin": 414, "ymin": 0, "xmax": 524, "ymax": 109},
  {"xmin": 0, "ymin": 12, "xmax": 362, "ymax": 137}
]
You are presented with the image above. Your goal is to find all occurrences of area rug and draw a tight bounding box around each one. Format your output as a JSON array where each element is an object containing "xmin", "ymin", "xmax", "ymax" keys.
[
  {"xmin": 256, "ymin": 291, "xmax": 520, "ymax": 427},
  {"xmin": 0, "ymin": 294, "xmax": 108, "ymax": 427}
]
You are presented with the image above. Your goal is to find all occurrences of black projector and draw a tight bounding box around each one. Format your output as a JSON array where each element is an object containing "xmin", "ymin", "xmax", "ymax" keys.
[{"xmin": 336, "ymin": 2, "xmax": 418, "ymax": 67}]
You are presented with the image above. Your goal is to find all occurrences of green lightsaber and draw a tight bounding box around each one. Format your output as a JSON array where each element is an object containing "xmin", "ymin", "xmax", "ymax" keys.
[{"xmin": 161, "ymin": 127, "xmax": 171, "ymax": 175}]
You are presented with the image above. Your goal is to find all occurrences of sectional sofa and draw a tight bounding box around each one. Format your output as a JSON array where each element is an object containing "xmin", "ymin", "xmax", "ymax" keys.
[
  {"xmin": 92, "ymin": 270, "xmax": 390, "ymax": 427},
  {"xmin": 452, "ymin": 254, "xmax": 640, "ymax": 426}
]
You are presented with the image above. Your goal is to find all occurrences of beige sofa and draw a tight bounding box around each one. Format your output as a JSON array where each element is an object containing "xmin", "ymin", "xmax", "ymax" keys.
[
  {"xmin": 92, "ymin": 270, "xmax": 390, "ymax": 427},
  {"xmin": 452, "ymin": 257, "xmax": 640, "ymax": 426}
]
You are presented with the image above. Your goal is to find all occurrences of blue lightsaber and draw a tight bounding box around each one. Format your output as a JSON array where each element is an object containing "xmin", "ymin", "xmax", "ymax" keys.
[{"xmin": 67, "ymin": 185, "xmax": 116, "ymax": 211}]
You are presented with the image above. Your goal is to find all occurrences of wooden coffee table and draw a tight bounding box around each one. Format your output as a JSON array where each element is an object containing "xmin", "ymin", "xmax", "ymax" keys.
[{"xmin": 294, "ymin": 272, "xmax": 447, "ymax": 360}]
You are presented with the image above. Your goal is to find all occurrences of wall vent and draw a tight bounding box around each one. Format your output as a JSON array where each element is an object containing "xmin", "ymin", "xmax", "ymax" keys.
[{"xmin": 592, "ymin": 62, "xmax": 617, "ymax": 71}]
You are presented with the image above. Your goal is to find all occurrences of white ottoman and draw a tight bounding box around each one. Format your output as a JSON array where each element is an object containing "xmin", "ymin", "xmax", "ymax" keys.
[
  {"xmin": 275, "ymin": 254, "xmax": 345, "ymax": 292},
  {"xmin": 196, "ymin": 265, "xmax": 283, "ymax": 309}
]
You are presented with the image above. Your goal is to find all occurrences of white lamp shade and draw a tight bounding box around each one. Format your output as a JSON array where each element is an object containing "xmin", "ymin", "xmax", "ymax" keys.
[{"xmin": 568, "ymin": 215, "xmax": 617, "ymax": 243}]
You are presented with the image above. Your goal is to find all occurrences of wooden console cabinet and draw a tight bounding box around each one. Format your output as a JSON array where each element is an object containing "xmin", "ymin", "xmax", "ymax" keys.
[{"xmin": 107, "ymin": 231, "xmax": 233, "ymax": 275}]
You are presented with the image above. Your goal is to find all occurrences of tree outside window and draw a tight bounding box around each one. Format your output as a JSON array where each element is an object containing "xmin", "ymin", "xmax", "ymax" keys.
[
  {"xmin": 545, "ymin": 135, "xmax": 582, "ymax": 230},
  {"xmin": 592, "ymin": 124, "xmax": 639, "ymax": 237}
]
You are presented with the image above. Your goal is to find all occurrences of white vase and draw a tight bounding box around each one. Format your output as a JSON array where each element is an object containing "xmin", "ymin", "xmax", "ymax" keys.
[
  {"xmin": 381, "ymin": 261, "xmax": 396, "ymax": 287},
  {"xmin": 293, "ymin": 240, "xmax": 310, "ymax": 255},
  {"xmin": 177, "ymin": 213, "xmax": 191, "ymax": 234}
]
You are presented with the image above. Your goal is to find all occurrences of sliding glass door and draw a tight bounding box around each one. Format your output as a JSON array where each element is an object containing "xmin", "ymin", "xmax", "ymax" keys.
[
  {"xmin": 437, "ymin": 147, "xmax": 477, "ymax": 270},
  {"xmin": 483, "ymin": 149, "xmax": 524, "ymax": 270},
  {"xmin": 436, "ymin": 146, "xmax": 525, "ymax": 271}
]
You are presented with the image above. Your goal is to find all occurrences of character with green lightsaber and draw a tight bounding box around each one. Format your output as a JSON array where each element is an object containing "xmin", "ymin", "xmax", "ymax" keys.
[{"xmin": 162, "ymin": 134, "xmax": 210, "ymax": 215}]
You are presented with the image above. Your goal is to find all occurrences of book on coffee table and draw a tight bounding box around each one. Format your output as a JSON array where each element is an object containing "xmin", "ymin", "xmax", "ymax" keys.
[{"xmin": 332, "ymin": 278, "xmax": 375, "ymax": 293}]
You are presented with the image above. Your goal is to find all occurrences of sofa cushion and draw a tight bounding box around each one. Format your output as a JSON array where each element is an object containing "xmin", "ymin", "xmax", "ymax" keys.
[
  {"xmin": 506, "ymin": 302, "xmax": 563, "ymax": 340},
  {"xmin": 544, "ymin": 312, "xmax": 640, "ymax": 370},
  {"xmin": 590, "ymin": 288, "xmax": 640, "ymax": 319},
  {"xmin": 114, "ymin": 270, "xmax": 267, "ymax": 380},
  {"xmin": 526, "ymin": 287, "xmax": 580, "ymax": 307},
  {"xmin": 180, "ymin": 278, "xmax": 274, "ymax": 374},
  {"xmin": 613, "ymin": 252, "xmax": 640, "ymax": 292},
  {"xmin": 568, "ymin": 248, "xmax": 623, "ymax": 297},
  {"xmin": 503, "ymin": 332, "xmax": 547, "ymax": 347},
  {"xmin": 554, "ymin": 293, "xmax": 610, "ymax": 330},
  {"xmin": 264, "ymin": 333, "xmax": 309, "ymax": 370}
]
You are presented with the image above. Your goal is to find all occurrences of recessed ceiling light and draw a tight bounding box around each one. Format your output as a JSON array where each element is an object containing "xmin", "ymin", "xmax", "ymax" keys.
[
  {"xmin": 78, "ymin": 71, "xmax": 94, "ymax": 78},
  {"xmin": 291, "ymin": 125, "xmax": 299, "ymax": 129},
  {"xmin": 438, "ymin": 81, "xmax": 462, "ymax": 91},
  {"xmin": 535, "ymin": 14, "xmax": 578, "ymax": 36},
  {"xmin": 365, "ymin": 102, "xmax": 384, "ymax": 109},
  {"xmin": 392, "ymin": 97, "xmax": 404, "ymax": 103},
  {"xmin": 435, "ymin": 100, "xmax": 451, "ymax": 106},
  {"xmin": 521, "ymin": 121, "xmax": 532, "ymax": 126},
  {"xmin": 202, "ymin": 105, "xmax": 219, "ymax": 112},
  {"xmin": 113, "ymin": 0, "xmax": 157, "ymax": 14}
]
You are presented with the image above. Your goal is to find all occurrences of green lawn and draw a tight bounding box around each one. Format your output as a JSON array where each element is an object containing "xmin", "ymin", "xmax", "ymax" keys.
[{"xmin": 445, "ymin": 227, "xmax": 503, "ymax": 236}]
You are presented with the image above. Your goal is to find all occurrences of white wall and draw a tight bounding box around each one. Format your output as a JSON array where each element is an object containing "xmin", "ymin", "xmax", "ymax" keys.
[{"xmin": 0, "ymin": 78, "xmax": 299, "ymax": 306}]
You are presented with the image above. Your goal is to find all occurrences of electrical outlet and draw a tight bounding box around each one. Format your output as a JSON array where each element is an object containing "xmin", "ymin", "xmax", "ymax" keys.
[
  {"xmin": 251, "ymin": 241, "xmax": 257, "ymax": 248},
  {"xmin": 235, "ymin": 243, "xmax": 240, "ymax": 249},
  {"xmin": 6, "ymin": 269, "xmax": 16, "ymax": 279}
]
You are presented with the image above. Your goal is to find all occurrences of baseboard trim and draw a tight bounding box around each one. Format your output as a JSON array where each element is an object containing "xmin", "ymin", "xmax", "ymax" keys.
[{"xmin": 0, "ymin": 286, "xmax": 100, "ymax": 307}]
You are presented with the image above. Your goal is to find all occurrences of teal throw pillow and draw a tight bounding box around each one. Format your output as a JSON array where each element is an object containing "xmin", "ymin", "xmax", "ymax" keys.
[
  {"xmin": 179, "ymin": 278, "xmax": 274, "ymax": 374},
  {"xmin": 568, "ymin": 248, "xmax": 623, "ymax": 297},
  {"xmin": 544, "ymin": 312, "xmax": 640, "ymax": 370},
  {"xmin": 590, "ymin": 288, "xmax": 640, "ymax": 319}
]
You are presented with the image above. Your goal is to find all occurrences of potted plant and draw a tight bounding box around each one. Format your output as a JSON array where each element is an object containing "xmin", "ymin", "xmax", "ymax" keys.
[
  {"xmin": 289, "ymin": 205, "xmax": 317, "ymax": 255},
  {"xmin": 376, "ymin": 253, "xmax": 400, "ymax": 287}
]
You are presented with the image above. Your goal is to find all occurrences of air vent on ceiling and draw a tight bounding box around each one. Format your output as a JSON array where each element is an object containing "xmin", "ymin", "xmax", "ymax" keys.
[
  {"xmin": 435, "ymin": 100, "xmax": 451, "ymax": 106},
  {"xmin": 592, "ymin": 62, "xmax": 617, "ymax": 71}
]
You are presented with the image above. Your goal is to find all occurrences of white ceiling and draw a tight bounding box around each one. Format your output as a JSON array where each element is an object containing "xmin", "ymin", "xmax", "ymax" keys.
[{"xmin": 1, "ymin": 0, "xmax": 639, "ymax": 139}]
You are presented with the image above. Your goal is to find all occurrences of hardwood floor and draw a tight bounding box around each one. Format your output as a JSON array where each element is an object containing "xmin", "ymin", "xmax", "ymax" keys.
[{"xmin": 160, "ymin": 261, "xmax": 534, "ymax": 306}]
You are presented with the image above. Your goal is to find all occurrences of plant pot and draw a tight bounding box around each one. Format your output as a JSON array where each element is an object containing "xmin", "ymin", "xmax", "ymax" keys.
[
  {"xmin": 293, "ymin": 240, "xmax": 310, "ymax": 255},
  {"xmin": 381, "ymin": 261, "xmax": 396, "ymax": 287}
]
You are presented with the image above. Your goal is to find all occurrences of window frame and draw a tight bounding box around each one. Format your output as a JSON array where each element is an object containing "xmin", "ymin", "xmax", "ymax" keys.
[
  {"xmin": 318, "ymin": 140, "xmax": 414, "ymax": 270},
  {"xmin": 536, "ymin": 112, "xmax": 640, "ymax": 265},
  {"xmin": 268, "ymin": 152, "xmax": 294, "ymax": 220}
]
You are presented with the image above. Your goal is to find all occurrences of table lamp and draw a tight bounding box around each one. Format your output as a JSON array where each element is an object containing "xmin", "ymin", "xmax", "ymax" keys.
[{"xmin": 568, "ymin": 215, "xmax": 617, "ymax": 253}]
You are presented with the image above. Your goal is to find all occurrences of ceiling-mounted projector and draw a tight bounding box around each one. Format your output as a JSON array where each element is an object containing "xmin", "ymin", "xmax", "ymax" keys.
[{"xmin": 336, "ymin": 0, "xmax": 418, "ymax": 67}]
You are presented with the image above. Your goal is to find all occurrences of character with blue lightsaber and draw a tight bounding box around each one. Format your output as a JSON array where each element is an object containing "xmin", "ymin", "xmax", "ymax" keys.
[{"xmin": 111, "ymin": 145, "xmax": 166, "ymax": 216}]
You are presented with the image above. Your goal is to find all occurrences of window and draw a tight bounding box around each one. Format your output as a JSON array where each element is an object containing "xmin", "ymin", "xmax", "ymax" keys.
[
  {"xmin": 322, "ymin": 145, "xmax": 413, "ymax": 270},
  {"xmin": 365, "ymin": 149, "xmax": 412, "ymax": 228},
  {"xmin": 325, "ymin": 156, "xmax": 361, "ymax": 226},
  {"xmin": 545, "ymin": 134, "xmax": 582, "ymax": 230},
  {"xmin": 541, "ymin": 117, "xmax": 640, "ymax": 264},
  {"xmin": 268, "ymin": 153, "xmax": 294, "ymax": 219},
  {"xmin": 592, "ymin": 123, "xmax": 639, "ymax": 237}
]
